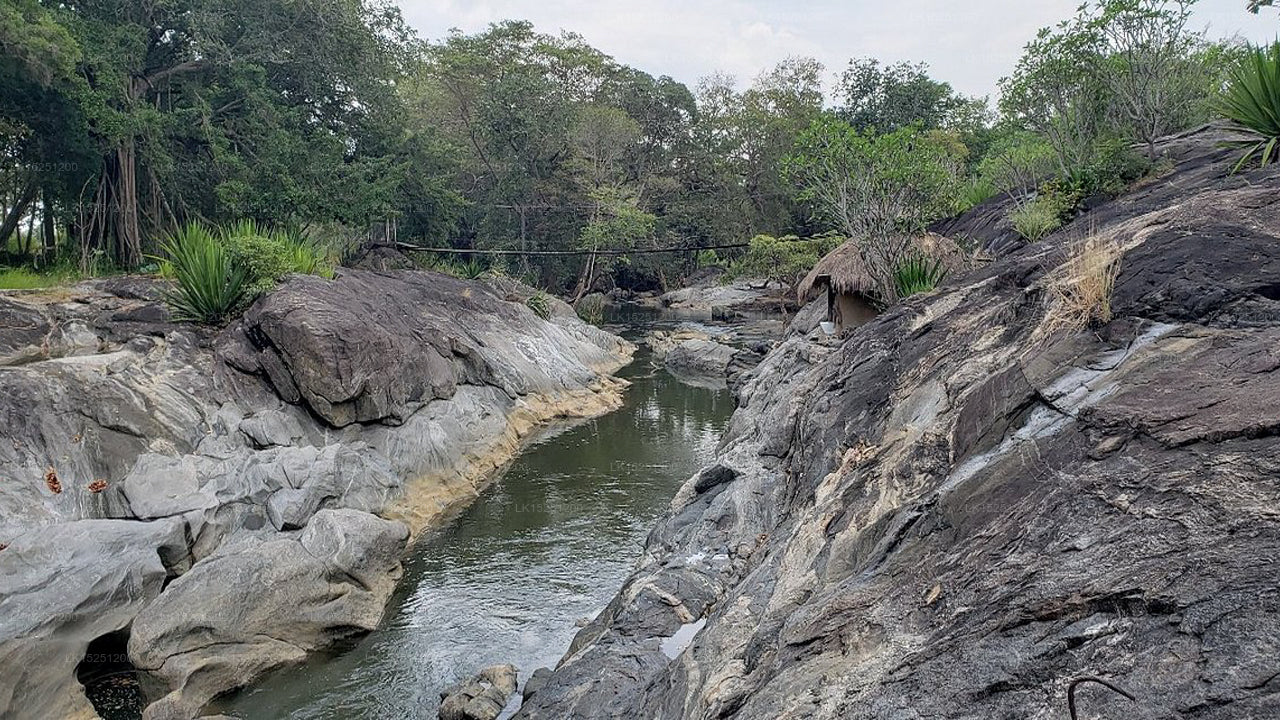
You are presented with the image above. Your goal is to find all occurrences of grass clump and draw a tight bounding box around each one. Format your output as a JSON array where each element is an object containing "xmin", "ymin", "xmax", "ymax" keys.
[
  {"xmin": 1010, "ymin": 186, "xmax": 1078, "ymax": 242},
  {"xmin": 159, "ymin": 222, "xmax": 248, "ymax": 324},
  {"xmin": 1043, "ymin": 236, "xmax": 1124, "ymax": 333},
  {"xmin": 1219, "ymin": 40, "xmax": 1280, "ymax": 173},
  {"xmin": 526, "ymin": 290, "xmax": 552, "ymax": 320},
  {"xmin": 0, "ymin": 267, "xmax": 72, "ymax": 290}
]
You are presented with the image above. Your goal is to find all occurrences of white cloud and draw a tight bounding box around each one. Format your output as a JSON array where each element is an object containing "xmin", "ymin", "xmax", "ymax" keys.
[{"xmin": 397, "ymin": 0, "xmax": 1280, "ymax": 98}]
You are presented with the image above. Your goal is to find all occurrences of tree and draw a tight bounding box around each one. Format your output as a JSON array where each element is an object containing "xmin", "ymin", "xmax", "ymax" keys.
[
  {"xmin": 836, "ymin": 58, "xmax": 962, "ymax": 132},
  {"xmin": 784, "ymin": 115, "xmax": 962, "ymax": 304},
  {"xmin": 1089, "ymin": 0, "xmax": 1209, "ymax": 159},
  {"xmin": 1249, "ymin": 1, "xmax": 1275, "ymax": 12},
  {"xmin": 1000, "ymin": 22, "xmax": 1110, "ymax": 176}
]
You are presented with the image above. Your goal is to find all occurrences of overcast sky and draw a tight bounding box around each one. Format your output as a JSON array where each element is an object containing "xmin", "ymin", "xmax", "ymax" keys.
[{"xmin": 398, "ymin": 0, "xmax": 1278, "ymax": 99}]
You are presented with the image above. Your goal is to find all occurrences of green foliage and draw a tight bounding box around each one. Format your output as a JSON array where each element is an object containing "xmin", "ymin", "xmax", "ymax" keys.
[
  {"xmin": 1218, "ymin": 41, "xmax": 1280, "ymax": 172},
  {"xmin": 892, "ymin": 254, "xmax": 949, "ymax": 298},
  {"xmin": 1001, "ymin": 0, "xmax": 1211, "ymax": 173},
  {"xmin": 837, "ymin": 58, "xmax": 974, "ymax": 132},
  {"xmin": 0, "ymin": 266, "xmax": 80, "ymax": 290},
  {"xmin": 526, "ymin": 291, "xmax": 552, "ymax": 320},
  {"xmin": 727, "ymin": 234, "xmax": 842, "ymax": 290},
  {"xmin": 978, "ymin": 131, "xmax": 1060, "ymax": 203},
  {"xmin": 695, "ymin": 249, "xmax": 723, "ymax": 269},
  {"xmin": 438, "ymin": 258, "xmax": 488, "ymax": 279},
  {"xmin": 222, "ymin": 225, "xmax": 295, "ymax": 299},
  {"xmin": 954, "ymin": 177, "xmax": 997, "ymax": 214},
  {"xmin": 575, "ymin": 294, "xmax": 606, "ymax": 325},
  {"xmin": 159, "ymin": 223, "xmax": 247, "ymax": 325},
  {"xmin": 785, "ymin": 116, "xmax": 963, "ymax": 299},
  {"xmin": 1066, "ymin": 136, "xmax": 1151, "ymax": 196},
  {"xmin": 1010, "ymin": 190, "xmax": 1073, "ymax": 241}
]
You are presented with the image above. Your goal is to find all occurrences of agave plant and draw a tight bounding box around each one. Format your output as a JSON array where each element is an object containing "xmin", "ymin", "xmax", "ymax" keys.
[
  {"xmin": 893, "ymin": 254, "xmax": 949, "ymax": 299},
  {"xmin": 1219, "ymin": 40, "xmax": 1280, "ymax": 173},
  {"xmin": 159, "ymin": 222, "xmax": 247, "ymax": 324}
]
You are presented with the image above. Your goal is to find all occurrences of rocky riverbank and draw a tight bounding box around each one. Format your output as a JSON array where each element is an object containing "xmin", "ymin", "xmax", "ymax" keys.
[
  {"xmin": 516, "ymin": 127, "xmax": 1280, "ymax": 718},
  {"xmin": 0, "ymin": 269, "xmax": 632, "ymax": 720}
]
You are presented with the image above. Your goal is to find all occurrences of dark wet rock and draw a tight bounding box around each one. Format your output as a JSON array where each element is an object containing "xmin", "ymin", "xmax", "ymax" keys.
[
  {"xmin": 693, "ymin": 464, "xmax": 738, "ymax": 494},
  {"xmin": 439, "ymin": 664, "xmax": 518, "ymax": 720},
  {"xmin": 517, "ymin": 127, "xmax": 1280, "ymax": 720},
  {"xmin": 522, "ymin": 667, "xmax": 553, "ymax": 701}
]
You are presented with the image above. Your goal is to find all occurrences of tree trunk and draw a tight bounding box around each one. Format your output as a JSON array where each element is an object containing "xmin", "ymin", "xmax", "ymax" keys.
[
  {"xmin": 41, "ymin": 190, "xmax": 56, "ymax": 263},
  {"xmin": 108, "ymin": 141, "xmax": 144, "ymax": 267},
  {"xmin": 0, "ymin": 183, "xmax": 37, "ymax": 247}
]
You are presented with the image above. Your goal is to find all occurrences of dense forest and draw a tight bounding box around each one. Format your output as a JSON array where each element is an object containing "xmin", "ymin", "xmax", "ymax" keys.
[{"xmin": 0, "ymin": 0, "xmax": 1276, "ymax": 304}]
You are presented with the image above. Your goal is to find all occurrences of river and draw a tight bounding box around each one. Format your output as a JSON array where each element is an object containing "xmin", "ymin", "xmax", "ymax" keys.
[{"xmin": 214, "ymin": 326, "xmax": 733, "ymax": 718}]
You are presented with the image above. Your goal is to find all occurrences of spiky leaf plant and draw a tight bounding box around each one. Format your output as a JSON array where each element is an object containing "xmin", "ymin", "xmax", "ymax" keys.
[
  {"xmin": 1219, "ymin": 41, "xmax": 1280, "ymax": 173},
  {"xmin": 159, "ymin": 223, "xmax": 247, "ymax": 324},
  {"xmin": 892, "ymin": 254, "xmax": 949, "ymax": 299}
]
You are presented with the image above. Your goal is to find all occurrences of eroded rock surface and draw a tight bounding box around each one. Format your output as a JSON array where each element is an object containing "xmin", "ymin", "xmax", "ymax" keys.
[
  {"xmin": 518, "ymin": 129, "xmax": 1280, "ymax": 718},
  {"xmin": 0, "ymin": 270, "xmax": 632, "ymax": 719}
]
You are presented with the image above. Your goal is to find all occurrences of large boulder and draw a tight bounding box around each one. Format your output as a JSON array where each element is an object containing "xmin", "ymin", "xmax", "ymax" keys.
[
  {"xmin": 225, "ymin": 270, "xmax": 630, "ymax": 427},
  {"xmin": 129, "ymin": 510, "xmax": 409, "ymax": 720},
  {"xmin": 516, "ymin": 127, "xmax": 1280, "ymax": 719}
]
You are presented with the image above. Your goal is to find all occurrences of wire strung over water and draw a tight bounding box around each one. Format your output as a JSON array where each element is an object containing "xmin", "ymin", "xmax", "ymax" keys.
[{"xmin": 388, "ymin": 241, "xmax": 758, "ymax": 257}]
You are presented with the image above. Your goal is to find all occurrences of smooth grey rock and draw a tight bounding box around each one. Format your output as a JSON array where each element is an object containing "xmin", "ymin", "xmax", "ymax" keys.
[
  {"xmin": 129, "ymin": 510, "xmax": 409, "ymax": 720},
  {"xmin": 0, "ymin": 519, "xmax": 185, "ymax": 720},
  {"xmin": 237, "ymin": 410, "xmax": 304, "ymax": 449},
  {"xmin": 0, "ymin": 269, "xmax": 632, "ymax": 720},
  {"xmin": 120, "ymin": 454, "xmax": 217, "ymax": 520}
]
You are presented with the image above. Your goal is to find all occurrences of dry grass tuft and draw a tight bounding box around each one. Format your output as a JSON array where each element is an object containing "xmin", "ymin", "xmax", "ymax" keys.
[{"xmin": 1043, "ymin": 236, "xmax": 1125, "ymax": 333}]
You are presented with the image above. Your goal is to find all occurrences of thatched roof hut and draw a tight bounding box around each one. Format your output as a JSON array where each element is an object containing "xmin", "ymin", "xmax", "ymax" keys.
[{"xmin": 797, "ymin": 233, "xmax": 968, "ymax": 304}]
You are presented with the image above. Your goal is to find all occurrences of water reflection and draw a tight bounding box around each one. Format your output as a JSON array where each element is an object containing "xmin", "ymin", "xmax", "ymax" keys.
[{"xmin": 216, "ymin": 341, "xmax": 731, "ymax": 719}]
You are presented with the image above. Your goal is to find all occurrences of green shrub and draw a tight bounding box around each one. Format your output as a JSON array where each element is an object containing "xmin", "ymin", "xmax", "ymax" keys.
[
  {"xmin": 222, "ymin": 229, "xmax": 295, "ymax": 298},
  {"xmin": 1010, "ymin": 190, "xmax": 1074, "ymax": 242},
  {"xmin": 575, "ymin": 294, "xmax": 606, "ymax": 325},
  {"xmin": 526, "ymin": 291, "xmax": 552, "ymax": 320},
  {"xmin": 954, "ymin": 177, "xmax": 997, "ymax": 214},
  {"xmin": 159, "ymin": 222, "xmax": 247, "ymax": 324},
  {"xmin": 1069, "ymin": 137, "xmax": 1150, "ymax": 198},
  {"xmin": 219, "ymin": 221, "xmax": 334, "ymax": 297},
  {"xmin": 1219, "ymin": 40, "xmax": 1280, "ymax": 173},
  {"xmin": 726, "ymin": 233, "xmax": 843, "ymax": 290},
  {"xmin": 695, "ymin": 249, "xmax": 722, "ymax": 268},
  {"xmin": 438, "ymin": 258, "xmax": 487, "ymax": 279},
  {"xmin": 893, "ymin": 254, "xmax": 949, "ymax": 298},
  {"xmin": 977, "ymin": 132, "xmax": 1058, "ymax": 203}
]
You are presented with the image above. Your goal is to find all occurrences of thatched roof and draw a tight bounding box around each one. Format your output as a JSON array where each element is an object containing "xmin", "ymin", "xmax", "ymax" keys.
[{"xmin": 797, "ymin": 233, "xmax": 968, "ymax": 303}]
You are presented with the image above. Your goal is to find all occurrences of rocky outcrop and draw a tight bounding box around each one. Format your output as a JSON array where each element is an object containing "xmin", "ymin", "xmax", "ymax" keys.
[
  {"xmin": 438, "ymin": 664, "xmax": 518, "ymax": 720},
  {"xmin": 518, "ymin": 129, "xmax": 1280, "ymax": 718},
  {"xmin": 0, "ymin": 269, "xmax": 632, "ymax": 719},
  {"xmin": 654, "ymin": 278, "xmax": 785, "ymax": 318}
]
